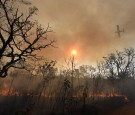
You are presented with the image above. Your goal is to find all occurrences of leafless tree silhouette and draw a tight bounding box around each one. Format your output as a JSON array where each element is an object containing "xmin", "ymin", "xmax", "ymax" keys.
[
  {"xmin": 0, "ymin": 0, "xmax": 55, "ymax": 77},
  {"xmin": 103, "ymin": 48, "xmax": 135, "ymax": 79}
]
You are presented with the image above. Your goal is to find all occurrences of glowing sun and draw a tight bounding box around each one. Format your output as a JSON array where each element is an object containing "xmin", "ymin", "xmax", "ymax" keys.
[{"xmin": 71, "ymin": 50, "xmax": 77, "ymax": 56}]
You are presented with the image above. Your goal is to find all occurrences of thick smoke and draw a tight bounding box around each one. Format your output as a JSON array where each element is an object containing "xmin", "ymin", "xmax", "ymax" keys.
[{"xmin": 29, "ymin": 0, "xmax": 135, "ymax": 65}]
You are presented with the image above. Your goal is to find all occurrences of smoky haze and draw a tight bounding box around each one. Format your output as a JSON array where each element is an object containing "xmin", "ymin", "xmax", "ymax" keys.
[{"xmin": 29, "ymin": 0, "xmax": 135, "ymax": 65}]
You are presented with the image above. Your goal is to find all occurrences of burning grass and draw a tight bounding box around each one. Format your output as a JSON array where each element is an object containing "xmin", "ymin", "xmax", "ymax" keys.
[{"xmin": 0, "ymin": 70, "xmax": 133, "ymax": 115}]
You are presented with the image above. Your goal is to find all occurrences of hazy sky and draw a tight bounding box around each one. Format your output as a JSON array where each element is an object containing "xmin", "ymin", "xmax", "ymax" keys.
[{"xmin": 29, "ymin": 0, "xmax": 135, "ymax": 66}]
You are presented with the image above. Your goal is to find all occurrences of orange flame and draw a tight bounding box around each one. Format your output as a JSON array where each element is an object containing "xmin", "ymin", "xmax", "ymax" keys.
[{"xmin": 0, "ymin": 82, "xmax": 19, "ymax": 96}]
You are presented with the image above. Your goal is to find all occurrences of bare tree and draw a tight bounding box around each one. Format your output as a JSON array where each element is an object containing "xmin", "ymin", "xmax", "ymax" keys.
[
  {"xmin": 102, "ymin": 48, "xmax": 135, "ymax": 96},
  {"xmin": 103, "ymin": 48, "xmax": 135, "ymax": 79},
  {"xmin": 0, "ymin": 0, "xmax": 55, "ymax": 77}
]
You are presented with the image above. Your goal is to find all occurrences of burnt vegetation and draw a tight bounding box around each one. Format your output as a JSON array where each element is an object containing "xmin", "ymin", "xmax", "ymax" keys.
[
  {"xmin": 0, "ymin": 0, "xmax": 135, "ymax": 115},
  {"xmin": 0, "ymin": 48, "xmax": 135, "ymax": 115}
]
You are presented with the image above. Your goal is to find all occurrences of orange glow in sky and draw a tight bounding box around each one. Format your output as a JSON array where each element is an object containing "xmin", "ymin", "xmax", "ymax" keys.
[{"xmin": 71, "ymin": 50, "xmax": 77, "ymax": 56}]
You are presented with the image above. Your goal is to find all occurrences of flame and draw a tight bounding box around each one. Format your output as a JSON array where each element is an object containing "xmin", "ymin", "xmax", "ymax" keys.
[
  {"xmin": 0, "ymin": 82, "xmax": 129, "ymax": 103},
  {"xmin": 0, "ymin": 82, "xmax": 19, "ymax": 96},
  {"xmin": 74, "ymin": 91, "xmax": 129, "ymax": 102},
  {"xmin": 88, "ymin": 92, "xmax": 129, "ymax": 102}
]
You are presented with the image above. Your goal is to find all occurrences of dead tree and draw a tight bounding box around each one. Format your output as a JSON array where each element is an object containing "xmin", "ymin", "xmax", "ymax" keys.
[{"xmin": 0, "ymin": 0, "xmax": 55, "ymax": 78}]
